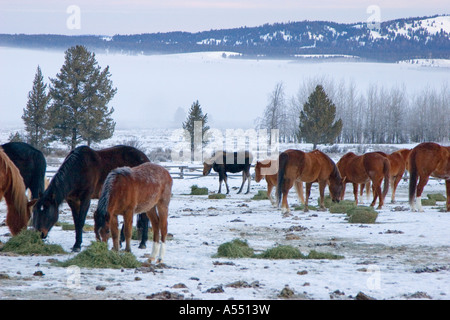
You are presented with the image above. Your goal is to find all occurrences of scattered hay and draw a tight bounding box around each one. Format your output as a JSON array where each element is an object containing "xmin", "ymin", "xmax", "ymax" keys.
[
  {"xmin": 294, "ymin": 204, "xmax": 318, "ymax": 211},
  {"xmin": 320, "ymin": 195, "xmax": 333, "ymax": 208},
  {"xmin": 347, "ymin": 206, "xmax": 378, "ymax": 224},
  {"xmin": 214, "ymin": 239, "xmax": 254, "ymax": 258},
  {"xmin": 329, "ymin": 200, "xmax": 356, "ymax": 213},
  {"xmin": 190, "ymin": 185, "xmax": 208, "ymax": 195},
  {"xmin": 60, "ymin": 222, "xmax": 94, "ymax": 232},
  {"xmin": 0, "ymin": 229, "xmax": 66, "ymax": 255},
  {"xmin": 208, "ymin": 193, "xmax": 226, "ymax": 199},
  {"xmin": 427, "ymin": 193, "xmax": 446, "ymax": 202},
  {"xmin": 421, "ymin": 198, "xmax": 436, "ymax": 206},
  {"xmin": 56, "ymin": 241, "xmax": 142, "ymax": 269},
  {"xmin": 214, "ymin": 240, "xmax": 344, "ymax": 260},
  {"xmin": 252, "ymin": 190, "xmax": 268, "ymax": 200}
]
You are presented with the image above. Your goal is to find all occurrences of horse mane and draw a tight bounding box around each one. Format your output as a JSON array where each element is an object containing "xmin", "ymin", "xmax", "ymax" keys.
[
  {"xmin": 45, "ymin": 147, "xmax": 91, "ymax": 205},
  {"xmin": 96, "ymin": 166, "xmax": 133, "ymax": 228},
  {"xmin": 0, "ymin": 147, "xmax": 29, "ymax": 235}
]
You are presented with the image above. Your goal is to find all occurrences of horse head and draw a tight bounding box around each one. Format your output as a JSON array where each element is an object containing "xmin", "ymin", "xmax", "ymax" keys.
[
  {"xmin": 32, "ymin": 193, "xmax": 59, "ymax": 239},
  {"xmin": 93, "ymin": 209, "xmax": 110, "ymax": 243},
  {"xmin": 254, "ymin": 161, "xmax": 263, "ymax": 182},
  {"xmin": 328, "ymin": 167, "xmax": 345, "ymax": 203},
  {"xmin": 203, "ymin": 159, "xmax": 214, "ymax": 176}
]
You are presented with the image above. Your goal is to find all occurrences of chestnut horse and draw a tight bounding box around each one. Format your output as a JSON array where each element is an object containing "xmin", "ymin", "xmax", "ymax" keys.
[
  {"xmin": 255, "ymin": 159, "xmax": 304, "ymax": 206},
  {"xmin": 94, "ymin": 162, "xmax": 172, "ymax": 263},
  {"xmin": 337, "ymin": 152, "xmax": 390, "ymax": 209},
  {"xmin": 409, "ymin": 142, "xmax": 450, "ymax": 212},
  {"xmin": 375, "ymin": 149, "xmax": 411, "ymax": 203},
  {"xmin": 33, "ymin": 145, "xmax": 150, "ymax": 252},
  {"xmin": 0, "ymin": 147, "xmax": 36, "ymax": 235},
  {"xmin": 276, "ymin": 149, "xmax": 343, "ymax": 213},
  {"xmin": 203, "ymin": 151, "xmax": 253, "ymax": 194}
]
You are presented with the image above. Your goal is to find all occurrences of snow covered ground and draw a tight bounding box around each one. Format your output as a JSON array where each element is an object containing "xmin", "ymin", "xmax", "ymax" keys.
[{"xmin": 1, "ymin": 129, "xmax": 449, "ymax": 300}]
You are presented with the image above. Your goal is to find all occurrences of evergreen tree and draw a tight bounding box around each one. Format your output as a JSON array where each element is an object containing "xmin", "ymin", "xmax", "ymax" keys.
[
  {"xmin": 48, "ymin": 45, "xmax": 116, "ymax": 150},
  {"xmin": 22, "ymin": 66, "xmax": 50, "ymax": 151},
  {"xmin": 298, "ymin": 85, "xmax": 343, "ymax": 149},
  {"xmin": 182, "ymin": 100, "xmax": 210, "ymax": 161}
]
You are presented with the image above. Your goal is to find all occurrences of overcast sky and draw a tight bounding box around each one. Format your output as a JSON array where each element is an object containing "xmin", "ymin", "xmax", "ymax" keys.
[{"xmin": 1, "ymin": 0, "xmax": 449, "ymax": 35}]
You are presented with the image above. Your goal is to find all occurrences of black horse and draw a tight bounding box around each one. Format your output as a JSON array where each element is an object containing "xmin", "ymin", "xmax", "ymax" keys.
[
  {"xmin": 1, "ymin": 142, "xmax": 47, "ymax": 199},
  {"xmin": 32, "ymin": 145, "xmax": 150, "ymax": 252},
  {"xmin": 203, "ymin": 151, "xmax": 253, "ymax": 194}
]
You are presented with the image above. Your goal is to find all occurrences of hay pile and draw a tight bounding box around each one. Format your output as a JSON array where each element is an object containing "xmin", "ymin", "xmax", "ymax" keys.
[
  {"xmin": 190, "ymin": 185, "xmax": 208, "ymax": 195},
  {"xmin": 0, "ymin": 229, "xmax": 66, "ymax": 255}
]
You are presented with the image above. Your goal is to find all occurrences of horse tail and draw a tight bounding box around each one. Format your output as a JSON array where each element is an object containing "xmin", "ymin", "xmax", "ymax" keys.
[
  {"xmin": 95, "ymin": 171, "xmax": 116, "ymax": 230},
  {"xmin": 408, "ymin": 149, "xmax": 418, "ymax": 206},
  {"xmin": 382, "ymin": 157, "xmax": 390, "ymax": 200},
  {"xmin": 276, "ymin": 152, "xmax": 288, "ymax": 207}
]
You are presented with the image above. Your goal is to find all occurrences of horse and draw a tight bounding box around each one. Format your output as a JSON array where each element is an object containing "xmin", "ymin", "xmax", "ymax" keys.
[
  {"xmin": 0, "ymin": 147, "xmax": 37, "ymax": 235},
  {"xmin": 255, "ymin": 158, "xmax": 304, "ymax": 206},
  {"xmin": 276, "ymin": 149, "xmax": 343, "ymax": 213},
  {"xmin": 337, "ymin": 152, "xmax": 390, "ymax": 209},
  {"xmin": 2, "ymin": 142, "xmax": 47, "ymax": 200},
  {"xmin": 32, "ymin": 145, "xmax": 151, "ymax": 252},
  {"xmin": 203, "ymin": 151, "xmax": 253, "ymax": 194},
  {"xmin": 94, "ymin": 162, "xmax": 172, "ymax": 263},
  {"xmin": 408, "ymin": 142, "xmax": 450, "ymax": 212}
]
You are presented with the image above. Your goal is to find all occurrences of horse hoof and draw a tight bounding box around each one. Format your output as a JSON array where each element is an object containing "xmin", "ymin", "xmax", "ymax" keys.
[
  {"xmin": 138, "ymin": 244, "xmax": 147, "ymax": 249},
  {"xmin": 72, "ymin": 247, "xmax": 81, "ymax": 253}
]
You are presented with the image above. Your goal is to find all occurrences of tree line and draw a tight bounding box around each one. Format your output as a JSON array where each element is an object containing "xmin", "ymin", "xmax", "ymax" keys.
[{"xmin": 256, "ymin": 78, "xmax": 449, "ymax": 147}]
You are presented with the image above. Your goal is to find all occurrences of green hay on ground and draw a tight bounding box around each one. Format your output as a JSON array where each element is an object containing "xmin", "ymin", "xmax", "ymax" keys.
[
  {"xmin": 320, "ymin": 195, "xmax": 333, "ymax": 208},
  {"xmin": 60, "ymin": 222, "xmax": 94, "ymax": 232},
  {"xmin": 329, "ymin": 200, "xmax": 356, "ymax": 213},
  {"xmin": 252, "ymin": 190, "xmax": 269, "ymax": 200},
  {"xmin": 190, "ymin": 185, "xmax": 208, "ymax": 195},
  {"xmin": 347, "ymin": 206, "xmax": 378, "ymax": 224},
  {"xmin": 427, "ymin": 193, "xmax": 446, "ymax": 202},
  {"xmin": 421, "ymin": 198, "xmax": 436, "ymax": 206},
  {"xmin": 1, "ymin": 229, "xmax": 66, "ymax": 255},
  {"xmin": 56, "ymin": 241, "xmax": 142, "ymax": 269},
  {"xmin": 208, "ymin": 193, "xmax": 226, "ymax": 199},
  {"xmin": 293, "ymin": 204, "xmax": 318, "ymax": 211},
  {"xmin": 258, "ymin": 245, "xmax": 305, "ymax": 259},
  {"xmin": 214, "ymin": 239, "xmax": 254, "ymax": 258},
  {"xmin": 306, "ymin": 250, "xmax": 344, "ymax": 260}
]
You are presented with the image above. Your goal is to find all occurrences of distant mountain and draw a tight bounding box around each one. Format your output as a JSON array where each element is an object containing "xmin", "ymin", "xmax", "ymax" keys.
[{"xmin": 1, "ymin": 15, "xmax": 449, "ymax": 62}]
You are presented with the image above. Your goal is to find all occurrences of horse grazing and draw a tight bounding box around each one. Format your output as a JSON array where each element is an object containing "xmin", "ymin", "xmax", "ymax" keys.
[
  {"xmin": 337, "ymin": 152, "xmax": 390, "ymax": 209},
  {"xmin": 0, "ymin": 147, "xmax": 37, "ymax": 235},
  {"xmin": 276, "ymin": 149, "xmax": 343, "ymax": 213},
  {"xmin": 32, "ymin": 145, "xmax": 150, "ymax": 252},
  {"xmin": 2, "ymin": 142, "xmax": 47, "ymax": 200},
  {"xmin": 375, "ymin": 149, "xmax": 411, "ymax": 203},
  {"xmin": 408, "ymin": 142, "xmax": 450, "ymax": 212},
  {"xmin": 94, "ymin": 163, "xmax": 172, "ymax": 263},
  {"xmin": 203, "ymin": 151, "xmax": 253, "ymax": 194},
  {"xmin": 255, "ymin": 158, "xmax": 304, "ymax": 206}
]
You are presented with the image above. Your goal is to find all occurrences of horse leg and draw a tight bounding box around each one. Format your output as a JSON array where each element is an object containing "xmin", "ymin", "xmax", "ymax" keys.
[
  {"xmin": 317, "ymin": 181, "xmax": 326, "ymax": 211},
  {"xmin": 391, "ymin": 175, "xmax": 402, "ymax": 203},
  {"xmin": 137, "ymin": 213, "xmax": 149, "ymax": 249},
  {"xmin": 237, "ymin": 172, "xmax": 245, "ymax": 194},
  {"xmin": 281, "ymin": 178, "xmax": 293, "ymax": 214},
  {"xmin": 352, "ymin": 183, "xmax": 359, "ymax": 205},
  {"xmin": 146, "ymin": 206, "xmax": 160, "ymax": 263},
  {"xmin": 224, "ymin": 175, "xmax": 230, "ymax": 194},
  {"xmin": 245, "ymin": 171, "xmax": 251, "ymax": 194},
  {"xmin": 294, "ymin": 181, "xmax": 305, "ymax": 205},
  {"xmin": 415, "ymin": 175, "xmax": 429, "ymax": 212},
  {"xmin": 110, "ymin": 214, "xmax": 120, "ymax": 251},
  {"xmin": 304, "ymin": 182, "xmax": 312, "ymax": 212},
  {"xmin": 218, "ymin": 177, "xmax": 223, "ymax": 194},
  {"xmin": 267, "ymin": 182, "xmax": 275, "ymax": 206},
  {"xmin": 155, "ymin": 202, "xmax": 169, "ymax": 263},
  {"xmin": 371, "ymin": 179, "xmax": 383, "ymax": 209},
  {"xmin": 446, "ymin": 180, "xmax": 450, "ymax": 212},
  {"xmin": 68, "ymin": 197, "xmax": 91, "ymax": 252},
  {"xmin": 123, "ymin": 209, "xmax": 134, "ymax": 252}
]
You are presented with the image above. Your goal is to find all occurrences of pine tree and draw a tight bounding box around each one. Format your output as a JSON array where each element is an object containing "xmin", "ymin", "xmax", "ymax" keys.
[
  {"xmin": 48, "ymin": 45, "xmax": 116, "ymax": 150},
  {"xmin": 298, "ymin": 85, "xmax": 343, "ymax": 149},
  {"xmin": 22, "ymin": 66, "xmax": 50, "ymax": 151},
  {"xmin": 182, "ymin": 100, "xmax": 210, "ymax": 161}
]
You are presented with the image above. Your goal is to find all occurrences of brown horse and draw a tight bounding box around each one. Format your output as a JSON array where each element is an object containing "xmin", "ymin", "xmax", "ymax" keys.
[
  {"xmin": 337, "ymin": 152, "xmax": 390, "ymax": 209},
  {"xmin": 0, "ymin": 147, "xmax": 36, "ymax": 235},
  {"xmin": 376, "ymin": 149, "xmax": 410, "ymax": 203},
  {"xmin": 94, "ymin": 162, "xmax": 173, "ymax": 263},
  {"xmin": 276, "ymin": 149, "xmax": 343, "ymax": 213},
  {"xmin": 409, "ymin": 142, "xmax": 450, "ymax": 212}
]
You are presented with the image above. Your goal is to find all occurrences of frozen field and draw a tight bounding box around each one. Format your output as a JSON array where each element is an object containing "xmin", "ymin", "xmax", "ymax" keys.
[{"xmin": 0, "ymin": 129, "xmax": 449, "ymax": 300}]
